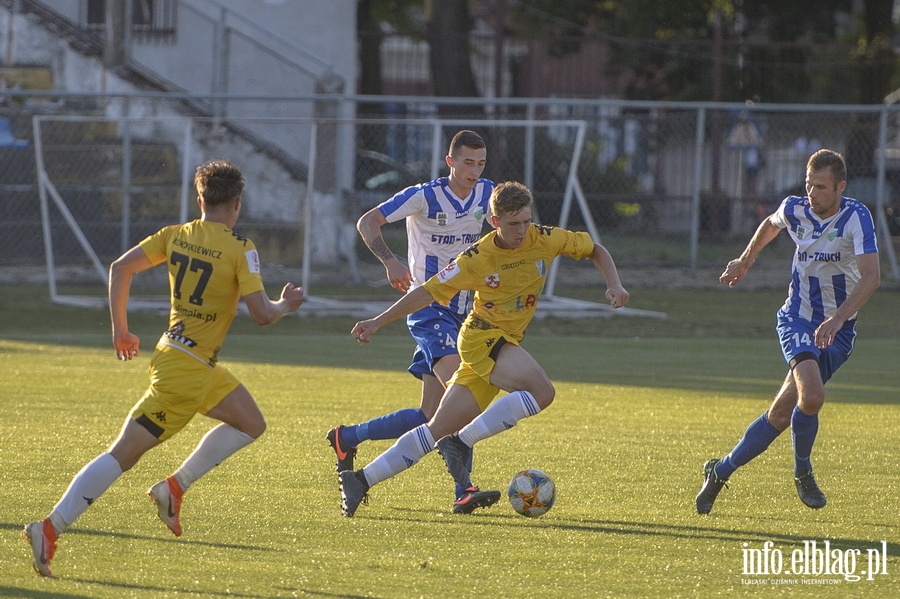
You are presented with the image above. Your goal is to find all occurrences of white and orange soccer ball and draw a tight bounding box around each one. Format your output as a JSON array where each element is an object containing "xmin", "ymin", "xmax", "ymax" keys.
[{"xmin": 507, "ymin": 468, "xmax": 556, "ymax": 517}]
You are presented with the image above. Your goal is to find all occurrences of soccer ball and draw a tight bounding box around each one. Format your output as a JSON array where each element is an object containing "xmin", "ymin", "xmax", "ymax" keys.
[{"xmin": 507, "ymin": 469, "xmax": 556, "ymax": 517}]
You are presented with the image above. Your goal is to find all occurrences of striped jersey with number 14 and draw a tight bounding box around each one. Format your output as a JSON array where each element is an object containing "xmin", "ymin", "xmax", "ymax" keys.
[{"xmin": 771, "ymin": 195, "xmax": 878, "ymax": 325}]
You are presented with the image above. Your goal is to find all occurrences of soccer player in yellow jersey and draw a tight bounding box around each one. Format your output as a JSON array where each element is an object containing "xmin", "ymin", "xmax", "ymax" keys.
[
  {"xmin": 340, "ymin": 181, "xmax": 629, "ymax": 516},
  {"xmin": 23, "ymin": 160, "xmax": 305, "ymax": 576}
]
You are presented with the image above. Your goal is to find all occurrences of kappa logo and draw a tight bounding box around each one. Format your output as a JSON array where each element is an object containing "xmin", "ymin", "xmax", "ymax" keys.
[
  {"xmin": 153, "ymin": 410, "xmax": 167, "ymax": 423},
  {"xmin": 485, "ymin": 273, "xmax": 500, "ymax": 288}
]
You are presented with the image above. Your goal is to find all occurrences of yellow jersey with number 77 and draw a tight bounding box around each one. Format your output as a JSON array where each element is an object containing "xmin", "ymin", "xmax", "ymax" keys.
[{"xmin": 139, "ymin": 219, "xmax": 265, "ymax": 366}]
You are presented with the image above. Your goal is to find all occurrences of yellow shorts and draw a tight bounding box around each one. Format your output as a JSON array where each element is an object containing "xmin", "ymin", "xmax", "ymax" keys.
[
  {"xmin": 129, "ymin": 345, "xmax": 240, "ymax": 441},
  {"xmin": 447, "ymin": 322, "xmax": 518, "ymax": 411}
]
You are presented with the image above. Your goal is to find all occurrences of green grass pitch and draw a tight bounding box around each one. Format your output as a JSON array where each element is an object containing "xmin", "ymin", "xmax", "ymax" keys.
[{"xmin": 0, "ymin": 284, "xmax": 898, "ymax": 598}]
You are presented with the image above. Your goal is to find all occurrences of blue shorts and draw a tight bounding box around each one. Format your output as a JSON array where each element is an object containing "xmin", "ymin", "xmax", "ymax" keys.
[
  {"xmin": 776, "ymin": 310, "xmax": 857, "ymax": 384},
  {"xmin": 406, "ymin": 303, "xmax": 465, "ymax": 379}
]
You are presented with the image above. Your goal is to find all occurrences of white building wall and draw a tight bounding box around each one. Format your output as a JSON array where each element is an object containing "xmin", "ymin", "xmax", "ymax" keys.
[{"xmin": 0, "ymin": 1, "xmax": 361, "ymax": 264}]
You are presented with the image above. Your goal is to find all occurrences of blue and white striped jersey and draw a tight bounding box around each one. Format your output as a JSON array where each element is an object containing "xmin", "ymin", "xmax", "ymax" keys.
[
  {"xmin": 771, "ymin": 195, "xmax": 878, "ymax": 324},
  {"xmin": 378, "ymin": 177, "xmax": 493, "ymax": 315}
]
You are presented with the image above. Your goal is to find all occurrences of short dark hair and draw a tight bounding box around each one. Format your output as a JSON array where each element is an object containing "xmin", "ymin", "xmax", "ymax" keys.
[
  {"xmin": 807, "ymin": 149, "xmax": 846, "ymax": 184},
  {"xmin": 448, "ymin": 130, "xmax": 486, "ymax": 157},
  {"xmin": 490, "ymin": 181, "xmax": 533, "ymax": 217},
  {"xmin": 195, "ymin": 160, "xmax": 245, "ymax": 207}
]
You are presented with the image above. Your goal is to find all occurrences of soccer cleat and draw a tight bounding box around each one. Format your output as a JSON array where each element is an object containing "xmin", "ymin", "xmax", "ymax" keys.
[
  {"xmin": 339, "ymin": 470, "xmax": 370, "ymax": 517},
  {"xmin": 327, "ymin": 425, "xmax": 357, "ymax": 473},
  {"xmin": 148, "ymin": 476, "xmax": 184, "ymax": 537},
  {"xmin": 695, "ymin": 458, "xmax": 729, "ymax": 515},
  {"xmin": 794, "ymin": 471, "xmax": 827, "ymax": 509},
  {"xmin": 436, "ymin": 434, "xmax": 473, "ymax": 488},
  {"xmin": 22, "ymin": 518, "xmax": 58, "ymax": 577},
  {"xmin": 453, "ymin": 486, "xmax": 501, "ymax": 514}
]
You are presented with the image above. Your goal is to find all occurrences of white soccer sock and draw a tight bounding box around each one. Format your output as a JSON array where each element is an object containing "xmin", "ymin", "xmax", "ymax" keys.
[
  {"xmin": 51, "ymin": 452, "xmax": 123, "ymax": 532},
  {"xmin": 172, "ymin": 424, "xmax": 254, "ymax": 492},
  {"xmin": 363, "ymin": 424, "xmax": 435, "ymax": 487},
  {"xmin": 458, "ymin": 390, "xmax": 541, "ymax": 447}
]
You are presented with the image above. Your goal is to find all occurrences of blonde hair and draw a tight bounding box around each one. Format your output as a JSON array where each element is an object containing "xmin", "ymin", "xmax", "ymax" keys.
[{"xmin": 490, "ymin": 181, "xmax": 533, "ymax": 217}]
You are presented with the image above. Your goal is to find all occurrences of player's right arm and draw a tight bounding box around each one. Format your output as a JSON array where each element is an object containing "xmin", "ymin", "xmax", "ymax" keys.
[
  {"xmin": 351, "ymin": 285, "xmax": 434, "ymax": 344},
  {"xmin": 357, "ymin": 206, "xmax": 413, "ymax": 292},
  {"xmin": 719, "ymin": 214, "xmax": 782, "ymax": 287},
  {"xmin": 109, "ymin": 244, "xmax": 159, "ymax": 361}
]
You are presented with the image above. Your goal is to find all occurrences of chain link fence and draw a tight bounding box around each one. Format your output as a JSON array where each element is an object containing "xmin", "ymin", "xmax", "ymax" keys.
[{"xmin": 1, "ymin": 93, "xmax": 898, "ymax": 307}]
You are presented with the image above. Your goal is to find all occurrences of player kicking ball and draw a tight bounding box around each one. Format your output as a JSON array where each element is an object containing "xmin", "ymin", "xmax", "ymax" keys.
[
  {"xmin": 695, "ymin": 149, "xmax": 880, "ymax": 514},
  {"xmin": 341, "ymin": 180, "xmax": 629, "ymax": 517}
]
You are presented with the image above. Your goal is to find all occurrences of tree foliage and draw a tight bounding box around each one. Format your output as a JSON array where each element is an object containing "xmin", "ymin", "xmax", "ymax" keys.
[
  {"xmin": 509, "ymin": 0, "xmax": 897, "ymax": 103},
  {"xmin": 359, "ymin": 0, "xmax": 899, "ymax": 104}
]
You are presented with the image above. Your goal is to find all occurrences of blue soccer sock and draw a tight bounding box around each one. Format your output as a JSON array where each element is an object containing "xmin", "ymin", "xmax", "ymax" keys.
[
  {"xmin": 342, "ymin": 408, "xmax": 428, "ymax": 447},
  {"xmin": 715, "ymin": 412, "xmax": 781, "ymax": 480},
  {"xmin": 791, "ymin": 407, "xmax": 819, "ymax": 477}
]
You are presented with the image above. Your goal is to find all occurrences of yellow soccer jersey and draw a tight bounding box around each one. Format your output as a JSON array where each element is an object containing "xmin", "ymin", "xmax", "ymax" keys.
[
  {"xmin": 139, "ymin": 220, "xmax": 266, "ymax": 365},
  {"xmin": 423, "ymin": 223, "xmax": 594, "ymax": 340}
]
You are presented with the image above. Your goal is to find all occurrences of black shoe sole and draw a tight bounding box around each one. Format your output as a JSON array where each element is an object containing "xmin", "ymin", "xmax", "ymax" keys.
[{"xmin": 453, "ymin": 491, "xmax": 501, "ymax": 514}]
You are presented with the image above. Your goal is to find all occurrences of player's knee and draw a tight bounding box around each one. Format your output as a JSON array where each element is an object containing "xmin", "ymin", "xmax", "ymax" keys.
[
  {"xmin": 243, "ymin": 416, "xmax": 267, "ymax": 440},
  {"xmin": 798, "ymin": 392, "xmax": 824, "ymax": 415},
  {"xmin": 532, "ymin": 381, "xmax": 555, "ymax": 410},
  {"xmin": 420, "ymin": 403, "xmax": 437, "ymax": 420}
]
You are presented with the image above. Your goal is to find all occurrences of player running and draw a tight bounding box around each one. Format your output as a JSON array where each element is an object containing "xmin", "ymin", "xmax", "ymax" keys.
[
  {"xmin": 696, "ymin": 148, "xmax": 880, "ymax": 514},
  {"xmin": 327, "ymin": 130, "xmax": 497, "ymax": 513},
  {"xmin": 340, "ymin": 180, "xmax": 629, "ymax": 517},
  {"xmin": 22, "ymin": 160, "xmax": 305, "ymax": 576}
]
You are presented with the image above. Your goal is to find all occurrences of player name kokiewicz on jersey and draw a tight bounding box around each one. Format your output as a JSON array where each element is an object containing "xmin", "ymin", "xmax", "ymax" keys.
[{"xmin": 739, "ymin": 540, "xmax": 889, "ymax": 584}]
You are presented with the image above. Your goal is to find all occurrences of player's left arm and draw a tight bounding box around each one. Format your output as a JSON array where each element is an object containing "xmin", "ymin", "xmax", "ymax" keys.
[
  {"xmin": 109, "ymin": 245, "xmax": 158, "ymax": 360},
  {"xmin": 588, "ymin": 243, "xmax": 629, "ymax": 309},
  {"xmin": 814, "ymin": 252, "xmax": 880, "ymax": 349},
  {"xmin": 243, "ymin": 283, "xmax": 305, "ymax": 326}
]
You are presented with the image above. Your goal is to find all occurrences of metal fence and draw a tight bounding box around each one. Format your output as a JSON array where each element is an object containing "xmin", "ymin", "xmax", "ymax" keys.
[{"xmin": 1, "ymin": 92, "xmax": 898, "ymax": 301}]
